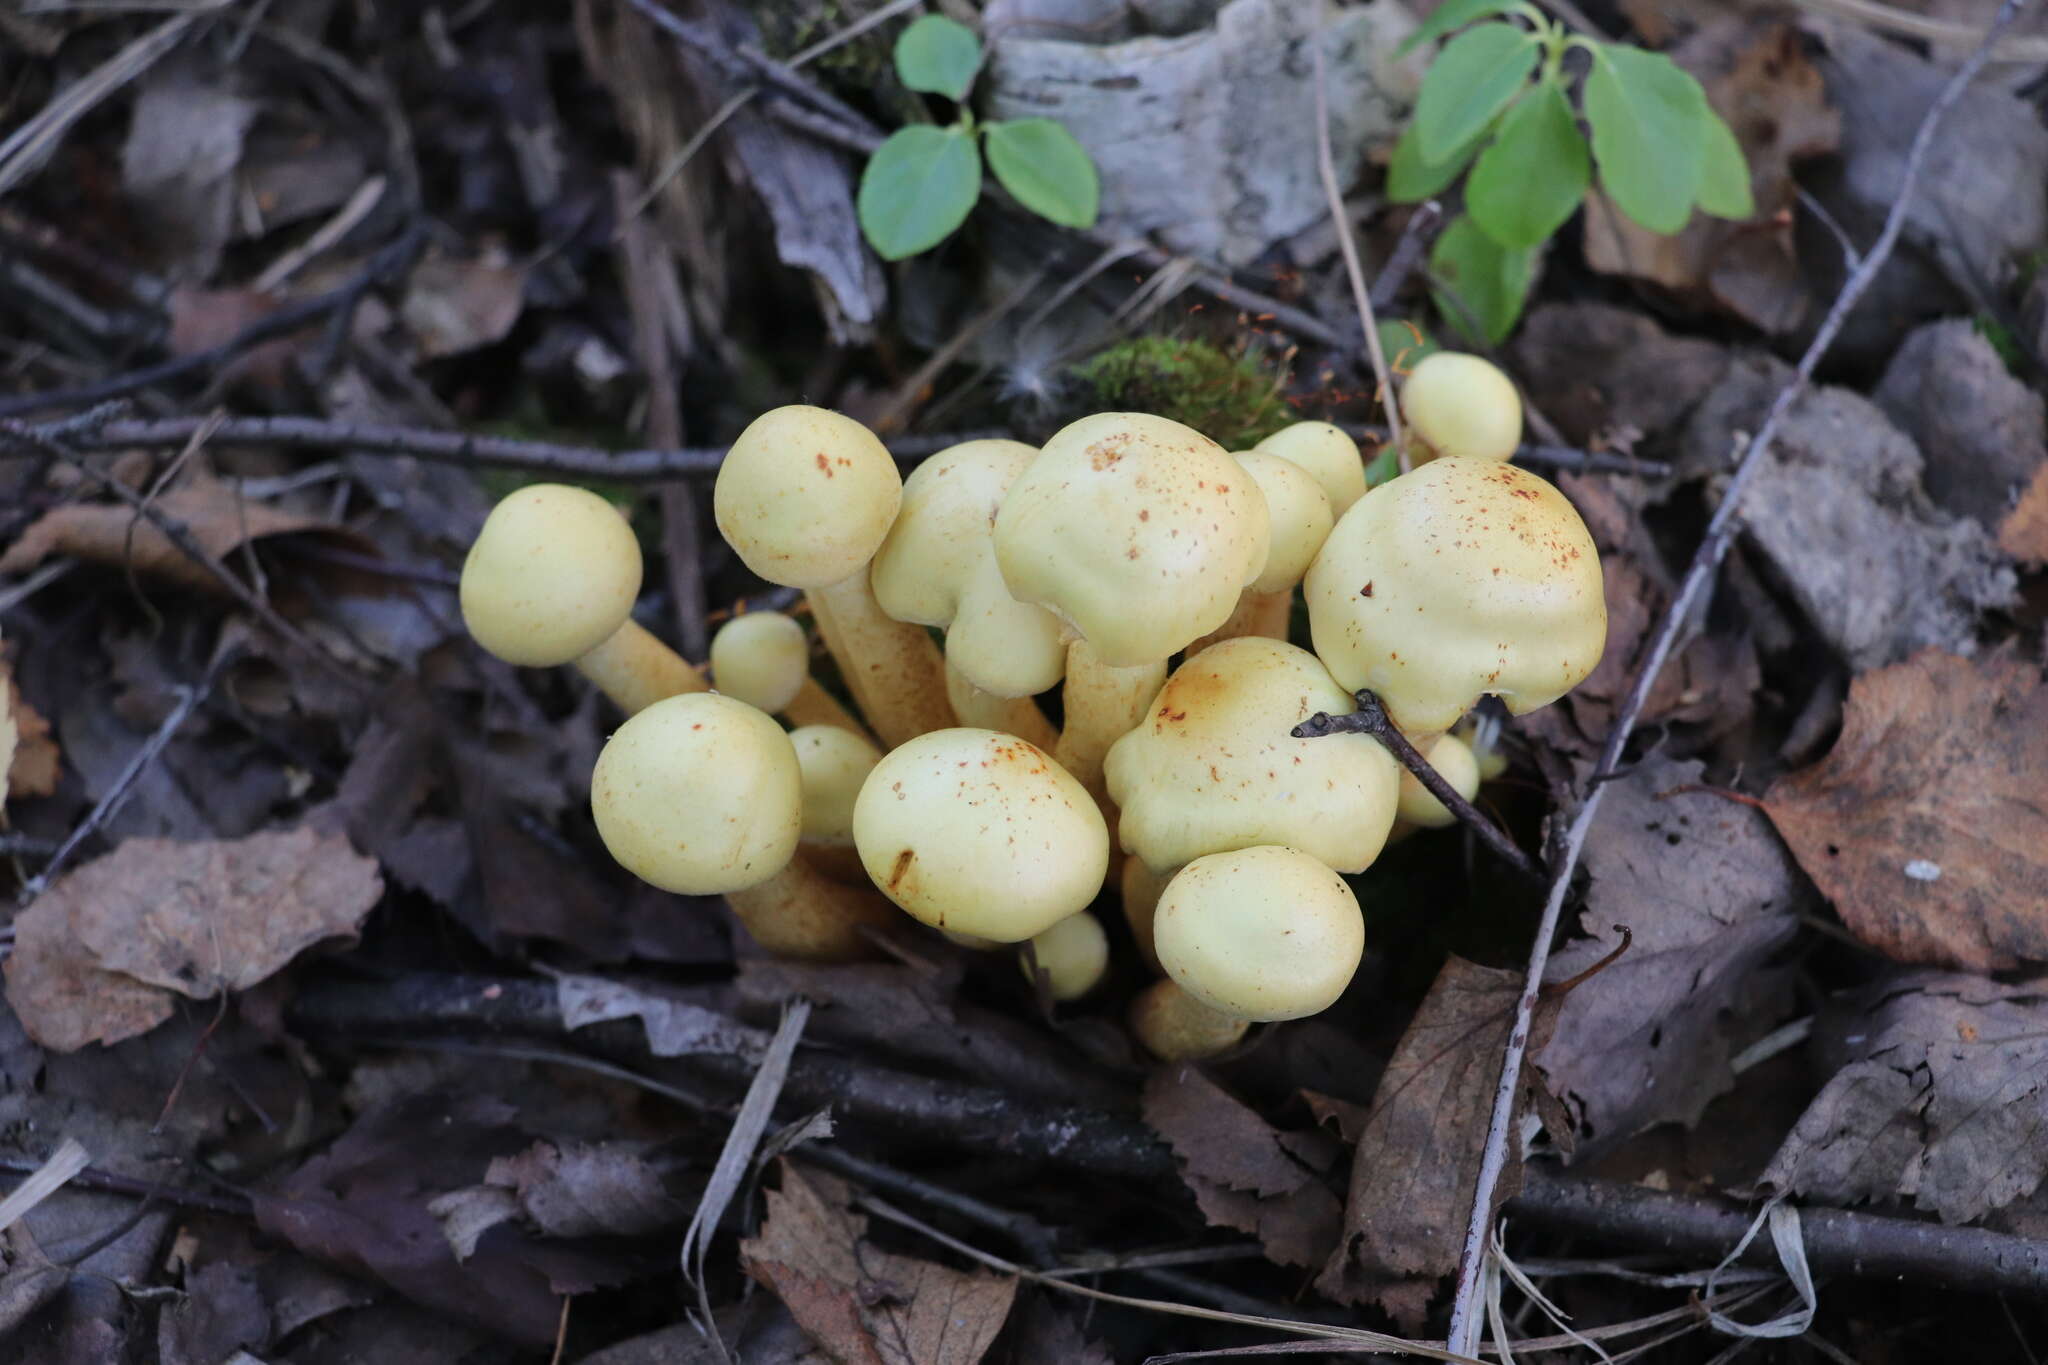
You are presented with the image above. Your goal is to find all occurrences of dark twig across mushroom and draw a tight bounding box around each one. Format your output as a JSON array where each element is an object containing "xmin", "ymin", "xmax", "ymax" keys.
[{"xmin": 1292, "ymin": 689, "xmax": 1543, "ymax": 883}]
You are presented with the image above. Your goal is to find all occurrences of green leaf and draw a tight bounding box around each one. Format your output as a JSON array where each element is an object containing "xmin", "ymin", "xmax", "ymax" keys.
[
  {"xmin": 1376, "ymin": 318, "xmax": 1440, "ymax": 374},
  {"xmin": 1386, "ymin": 117, "xmax": 1487, "ymax": 202},
  {"xmin": 894, "ymin": 14, "xmax": 981, "ymax": 100},
  {"xmin": 1414, "ymin": 24, "xmax": 1541, "ymax": 164},
  {"xmin": 1694, "ymin": 110, "xmax": 1754, "ymax": 220},
  {"xmin": 858, "ymin": 126, "xmax": 982, "ymax": 261},
  {"xmin": 1397, "ymin": 0, "xmax": 1522, "ymax": 56},
  {"xmin": 1362, "ymin": 446, "xmax": 1402, "ymax": 488},
  {"xmin": 1465, "ymin": 79, "xmax": 1589, "ymax": 248},
  {"xmin": 983, "ymin": 118, "xmax": 1099, "ymax": 228},
  {"xmin": 1581, "ymin": 43, "xmax": 1708, "ymax": 235},
  {"xmin": 1429, "ymin": 213, "xmax": 1535, "ymax": 344}
]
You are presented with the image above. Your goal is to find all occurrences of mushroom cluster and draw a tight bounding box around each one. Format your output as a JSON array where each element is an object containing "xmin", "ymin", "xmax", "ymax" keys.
[{"xmin": 457, "ymin": 370, "xmax": 1603, "ymax": 1055}]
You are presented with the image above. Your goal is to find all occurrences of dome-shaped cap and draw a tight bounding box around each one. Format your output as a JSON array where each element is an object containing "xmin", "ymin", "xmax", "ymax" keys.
[
  {"xmin": 1402, "ymin": 352, "xmax": 1522, "ymax": 462},
  {"xmin": 714, "ymin": 406, "xmax": 902, "ymax": 588},
  {"xmin": 1253, "ymin": 421, "xmax": 1368, "ymax": 515},
  {"xmin": 1153, "ymin": 845, "xmax": 1363, "ymax": 1021},
  {"xmin": 461, "ymin": 484, "xmax": 641, "ymax": 667}
]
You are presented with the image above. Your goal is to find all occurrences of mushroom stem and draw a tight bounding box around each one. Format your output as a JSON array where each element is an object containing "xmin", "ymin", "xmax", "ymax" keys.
[
  {"xmin": 1187, "ymin": 588, "xmax": 1293, "ymax": 655},
  {"xmin": 945, "ymin": 662, "xmax": 1057, "ymax": 750},
  {"xmin": 1128, "ymin": 979, "xmax": 1248, "ymax": 1060},
  {"xmin": 727, "ymin": 855, "xmax": 899, "ymax": 961},
  {"xmin": 1054, "ymin": 638, "xmax": 1166, "ymax": 799},
  {"xmin": 1118, "ymin": 856, "xmax": 1173, "ymax": 974},
  {"xmin": 782, "ymin": 677, "xmax": 871, "ymax": 739},
  {"xmin": 807, "ymin": 570, "xmax": 955, "ymax": 749},
  {"xmin": 575, "ymin": 619, "xmax": 708, "ymax": 716}
]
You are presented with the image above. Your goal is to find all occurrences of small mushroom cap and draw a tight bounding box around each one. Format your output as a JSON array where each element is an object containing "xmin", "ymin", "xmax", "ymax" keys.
[
  {"xmin": 1304, "ymin": 457, "xmax": 1606, "ymax": 736},
  {"xmin": 1237, "ymin": 452, "xmax": 1335, "ymax": 594},
  {"xmin": 1396, "ymin": 732, "xmax": 1481, "ymax": 829},
  {"xmin": 591, "ymin": 693, "xmax": 800, "ymax": 894},
  {"xmin": 714, "ymin": 406, "xmax": 903, "ymax": 588},
  {"xmin": 710, "ymin": 611, "xmax": 810, "ymax": 714},
  {"xmin": 1254, "ymin": 421, "xmax": 1368, "ymax": 515},
  {"xmin": 791, "ymin": 724, "xmax": 883, "ymax": 846},
  {"xmin": 1403, "ymin": 352, "xmax": 1522, "ymax": 463},
  {"xmin": 993, "ymin": 413, "xmax": 1269, "ymax": 667},
  {"xmin": 1104, "ymin": 637, "xmax": 1400, "ymax": 874},
  {"xmin": 461, "ymin": 484, "xmax": 641, "ymax": 667},
  {"xmin": 853, "ymin": 727, "xmax": 1108, "ymax": 942},
  {"xmin": 870, "ymin": 439, "xmax": 1067, "ymax": 697},
  {"xmin": 1129, "ymin": 979, "xmax": 1249, "ymax": 1060},
  {"xmin": 1153, "ymin": 845, "xmax": 1364, "ymax": 1021},
  {"xmin": 1021, "ymin": 912, "xmax": 1109, "ymax": 1001}
]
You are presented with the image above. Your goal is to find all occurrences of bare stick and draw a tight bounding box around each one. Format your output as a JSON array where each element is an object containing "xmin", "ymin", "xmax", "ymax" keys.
[
  {"xmin": 1441, "ymin": 4, "xmax": 2031, "ymax": 1350},
  {"xmin": 1294, "ymin": 690, "xmax": 1542, "ymax": 882},
  {"xmin": 1369, "ymin": 201, "xmax": 1443, "ymax": 312}
]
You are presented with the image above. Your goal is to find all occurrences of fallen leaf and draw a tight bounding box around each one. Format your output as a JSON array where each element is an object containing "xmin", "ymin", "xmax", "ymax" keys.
[
  {"xmin": 1142, "ymin": 1066, "xmax": 1343, "ymax": 1269},
  {"xmin": 4, "ymin": 892, "xmax": 176, "ymax": 1052},
  {"xmin": 482, "ymin": 1139, "xmax": 677, "ymax": 1240},
  {"xmin": 2, "ymin": 649, "xmax": 60, "ymax": 799},
  {"xmin": 998, "ymin": 1296, "xmax": 1115, "ymax": 1365},
  {"xmin": 2003, "ymin": 464, "xmax": 2048, "ymax": 562},
  {"xmin": 555, "ymin": 972, "xmax": 765, "ymax": 1060},
  {"xmin": 121, "ymin": 66, "xmax": 257, "ymax": 281},
  {"xmin": 1582, "ymin": 20, "xmax": 1839, "ymax": 332},
  {"xmin": 1766, "ymin": 651, "xmax": 2048, "ymax": 970},
  {"xmin": 159, "ymin": 1261, "xmax": 269, "ymax": 1365},
  {"xmin": 0, "ymin": 477, "xmax": 357, "ymax": 594},
  {"xmin": 1763, "ymin": 972, "xmax": 2048, "ymax": 1224},
  {"xmin": 0, "ymin": 1225, "xmax": 69, "ymax": 1337},
  {"xmin": 166, "ymin": 287, "xmax": 307, "ymax": 394},
  {"xmin": 1537, "ymin": 757, "xmax": 1803, "ymax": 1155},
  {"xmin": 740, "ymin": 1163, "xmax": 1017, "ymax": 1365},
  {"xmin": 400, "ymin": 253, "xmax": 528, "ymax": 359},
  {"xmin": 1317, "ymin": 957, "xmax": 1559, "ymax": 1325},
  {"xmin": 1508, "ymin": 302, "xmax": 1730, "ymax": 449}
]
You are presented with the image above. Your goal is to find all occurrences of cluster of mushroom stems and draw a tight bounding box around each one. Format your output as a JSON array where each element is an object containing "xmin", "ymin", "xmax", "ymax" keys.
[{"xmin": 458, "ymin": 350, "xmax": 1606, "ymax": 1060}]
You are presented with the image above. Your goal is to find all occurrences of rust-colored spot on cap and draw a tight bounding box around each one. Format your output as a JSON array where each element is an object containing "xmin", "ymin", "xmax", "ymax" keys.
[{"xmin": 888, "ymin": 848, "xmax": 915, "ymax": 890}]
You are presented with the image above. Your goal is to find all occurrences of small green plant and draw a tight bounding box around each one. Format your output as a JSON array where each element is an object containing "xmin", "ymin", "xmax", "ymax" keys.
[
  {"xmin": 1070, "ymin": 337, "xmax": 1292, "ymax": 450},
  {"xmin": 1391, "ymin": 0, "xmax": 1754, "ymax": 343},
  {"xmin": 857, "ymin": 15, "xmax": 1100, "ymax": 261}
]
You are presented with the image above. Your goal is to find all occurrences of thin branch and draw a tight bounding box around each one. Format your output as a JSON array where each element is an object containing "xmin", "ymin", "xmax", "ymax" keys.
[
  {"xmin": 1441, "ymin": 3, "xmax": 2032, "ymax": 1350},
  {"xmin": 1293, "ymin": 690, "xmax": 1543, "ymax": 882},
  {"xmin": 1369, "ymin": 201, "xmax": 1443, "ymax": 312}
]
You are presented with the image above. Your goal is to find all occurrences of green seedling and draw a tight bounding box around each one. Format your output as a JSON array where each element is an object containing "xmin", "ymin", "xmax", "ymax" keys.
[
  {"xmin": 1391, "ymin": 0, "xmax": 1754, "ymax": 342},
  {"xmin": 858, "ymin": 15, "xmax": 1100, "ymax": 261}
]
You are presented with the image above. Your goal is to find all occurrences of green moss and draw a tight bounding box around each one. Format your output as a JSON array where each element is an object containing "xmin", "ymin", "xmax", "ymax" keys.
[{"xmin": 1068, "ymin": 337, "xmax": 1292, "ymax": 450}]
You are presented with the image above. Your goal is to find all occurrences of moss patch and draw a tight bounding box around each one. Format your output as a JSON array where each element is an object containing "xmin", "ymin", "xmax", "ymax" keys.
[{"xmin": 1068, "ymin": 337, "xmax": 1291, "ymax": 450}]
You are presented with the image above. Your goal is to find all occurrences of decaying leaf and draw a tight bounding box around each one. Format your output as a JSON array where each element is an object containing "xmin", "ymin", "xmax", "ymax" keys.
[
  {"xmin": 482, "ymin": 1139, "xmax": 676, "ymax": 1240},
  {"xmin": 1317, "ymin": 957, "xmax": 1558, "ymax": 1325},
  {"xmin": 2003, "ymin": 464, "xmax": 2048, "ymax": 562},
  {"xmin": 1763, "ymin": 973, "xmax": 2048, "ymax": 1224},
  {"xmin": 3, "ymin": 828, "xmax": 381, "ymax": 1052},
  {"xmin": 555, "ymin": 972, "xmax": 764, "ymax": 1060},
  {"xmin": 1142, "ymin": 1066, "xmax": 1343, "ymax": 1269},
  {"xmin": 1766, "ymin": 651, "xmax": 2048, "ymax": 970},
  {"xmin": 2, "ymin": 651, "xmax": 59, "ymax": 800},
  {"xmin": 121, "ymin": 65, "xmax": 257, "ymax": 281},
  {"xmin": 400, "ymin": 252, "xmax": 529, "ymax": 359},
  {"xmin": 1537, "ymin": 757, "xmax": 1803, "ymax": 1155},
  {"xmin": 740, "ymin": 1163, "xmax": 1017, "ymax": 1365}
]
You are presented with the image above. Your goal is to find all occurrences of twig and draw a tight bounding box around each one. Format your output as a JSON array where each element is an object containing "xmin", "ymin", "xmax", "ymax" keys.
[
  {"xmin": 0, "ymin": 1159, "xmax": 249, "ymax": 1218},
  {"xmin": 1369, "ymin": 202, "xmax": 1444, "ymax": 312},
  {"xmin": 16, "ymin": 649, "xmax": 224, "ymax": 904},
  {"xmin": 1293, "ymin": 690, "xmax": 1543, "ymax": 882},
  {"xmin": 1354, "ymin": 426, "xmax": 1671, "ymax": 478},
  {"xmin": 32, "ymin": 415, "xmax": 993, "ymax": 483},
  {"xmin": 1312, "ymin": 11, "xmax": 1402, "ymax": 457},
  {"xmin": 1441, "ymin": 4, "xmax": 2031, "ymax": 1349}
]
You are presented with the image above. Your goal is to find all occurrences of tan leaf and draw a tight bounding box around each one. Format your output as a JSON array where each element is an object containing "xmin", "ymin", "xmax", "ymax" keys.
[
  {"xmin": 68, "ymin": 827, "xmax": 382, "ymax": 997},
  {"xmin": 4, "ymin": 890, "xmax": 174, "ymax": 1052},
  {"xmin": 1765, "ymin": 650, "xmax": 2048, "ymax": 970},
  {"xmin": 1142, "ymin": 1067, "xmax": 1343, "ymax": 1269},
  {"xmin": 2, "ymin": 650, "xmax": 59, "ymax": 799},
  {"xmin": 740, "ymin": 1164, "xmax": 1015, "ymax": 1365},
  {"xmin": 400, "ymin": 254, "xmax": 527, "ymax": 359},
  {"xmin": 0, "ymin": 478, "xmax": 332, "ymax": 593},
  {"xmin": 2002, "ymin": 464, "xmax": 2048, "ymax": 563}
]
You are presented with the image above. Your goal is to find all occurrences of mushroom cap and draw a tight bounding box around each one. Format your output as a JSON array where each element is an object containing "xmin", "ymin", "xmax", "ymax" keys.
[
  {"xmin": 1128, "ymin": 979, "xmax": 1249, "ymax": 1059},
  {"xmin": 460, "ymin": 484, "xmax": 641, "ymax": 667},
  {"xmin": 993, "ymin": 413, "xmax": 1269, "ymax": 667},
  {"xmin": 1304, "ymin": 457, "xmax": 1606, "ymax": 736},
  {"xmin": 853, "ymin": 727, "xmax": 1108, "ymax": 942},
  {"xmin": 870, "ymin": 439, "xmax": 1067, "ymax": 697},
  {"xmin": 1021, "ymin": 911, "xmax": 1109, "ymax": 1001},
  {"xmin": 710, "ymin": 611, "xmax": 810, "ymax": 714},
  {"xmin": 1103, "ymin": 637, "xmax": 1400, "ymax": 874},
  {"xmin": 1397, "ymin": 732, "xmax": 1481, "ymax": 829},
  {"xmin": 714, "ymin": 406, "xmax": 903, "ymax": 588},
  {"xmin": 1153, "ymin": 845, "xmax": 1363, "ymax": 1021},
  {"xmin": 1237, "ymin": 452, "xmax": 1335, "ymax": 594},
  {"xmin": 1254, "ymin": 421, "xmax": 1368, "ymax": 515},
  {"xmin": 1403, "ymin": 352, "xmax": 1522, "ymax": 463},
  {"xmin": 790, "ymin": 724, "xmax": 883, "ymax": 846},
  {"xmin": 591, "ymin": 693, "xmax": 800, "ymax": 894}
]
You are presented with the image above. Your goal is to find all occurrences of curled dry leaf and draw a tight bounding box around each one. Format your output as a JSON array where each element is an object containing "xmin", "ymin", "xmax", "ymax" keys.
[
  {"xmin": 1763, "ymin": 972, "xmax": 2048, "ymax": 1224},
  {"xmin": 1141, "ymin": 1066, "xmax": 1343, "ymax": 1270},
  {"xmin": 1537, "ymin": 757, "xmax": 1803, "ymax": 1156},
  {"xmin": 1317, "ymin": 957, "xmax": 1560, "ymax": 1327},
  {"xmin": 3, "ymin": 827, "xmax": 381, "ymax": 1052},
  {"xmin": 740, "ymin": 1163, "xmax": 1017, "ymax": 1365},
  {"xmin": 1765, "ymin": 650, "xmax": 2048, "ymax": 970},
  {"xmin": 2003, "ymin": 464, "xmax": 2048, "ymax": 562}
]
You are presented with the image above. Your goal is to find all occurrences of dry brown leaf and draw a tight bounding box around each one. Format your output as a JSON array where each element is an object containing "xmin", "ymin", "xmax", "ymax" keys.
[
  {"xmin": 1142, "ymin": 1066, "xmax": 1344, "ymax": 1269},
  {"xmin": 740, "ymin": 1163, "xmax": 1016, "ymax": 1365},
  {"xmin": 2, "ymin": 650, "xmax": 59, "ymax": 799},
  {"xmin": 2003, "ymin": 464, "xmax": 2048, "ymax": 562},
  {"xmin": 400, "ymin": 253, "xmax": 528, "ymax": 359},
  {"xmin": 1582, "ymin": 20, "xmax": 1840, "ymax": 331},
  {"xmin": 0, "ymin": 478, "xmax": 337, "ymax": 593},
  {"xmin": 1766, "ymin": 650, "xmax": 2048, "ymax": 970},
  {"xmin": 4, "ymin": 891, "xmax": 176, "ymax": 1052},
  {"xmin": 1317, "ymin": 957, "xmax": 1560, "ymax": 1326}
]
